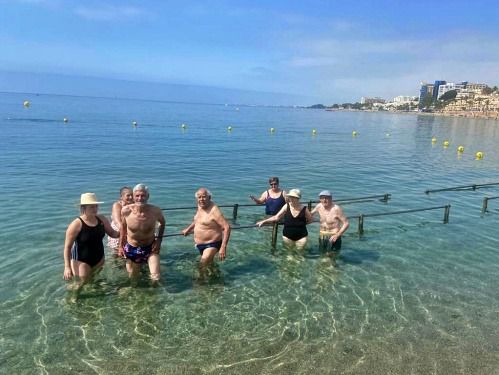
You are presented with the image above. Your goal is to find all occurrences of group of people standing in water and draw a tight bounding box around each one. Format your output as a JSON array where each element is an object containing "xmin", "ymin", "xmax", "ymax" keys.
[{"xmin": 63, "ymin": 177, "xmax": 349, "ymax": 288}]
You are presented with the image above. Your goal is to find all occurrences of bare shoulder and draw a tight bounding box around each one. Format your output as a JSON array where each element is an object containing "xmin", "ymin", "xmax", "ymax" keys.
[
  {"xmin": 212, "ymin": 204, "xmax": 223, "ymax": 216},
  {"xmin": 67, "ymin": 217, "xmax": 82, "ymax": 233},
  {"xmin": 333, "ymin": 204, "xmax": 345, "ymax": 214}
]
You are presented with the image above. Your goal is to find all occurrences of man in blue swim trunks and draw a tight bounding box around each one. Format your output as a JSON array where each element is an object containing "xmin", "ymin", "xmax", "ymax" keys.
[
  {"xmin": 119, "ymin": 184, "xmax": 165, "ymax": 283},
  {"xmin": 182, "ymin": 188, "xmax": 231, "ymax": 266}
]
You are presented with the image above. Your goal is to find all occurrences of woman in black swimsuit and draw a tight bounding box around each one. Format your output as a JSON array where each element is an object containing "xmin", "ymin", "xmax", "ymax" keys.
[
  {"xmin": 63, "ymin": 193, "xmax": 119, "ymax": 287},
  {"xmin": 256, "ymin": 188, "xmax": 312, "ymax": 249}
]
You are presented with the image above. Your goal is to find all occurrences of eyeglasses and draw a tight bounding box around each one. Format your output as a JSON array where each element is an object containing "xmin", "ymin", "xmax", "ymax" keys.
[{"xmin": 270, "ymin": 183, "xmax": 278, "ymax": 186}]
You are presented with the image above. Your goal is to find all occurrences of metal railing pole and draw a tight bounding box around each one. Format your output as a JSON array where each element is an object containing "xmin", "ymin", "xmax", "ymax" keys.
[
  {"xmin": 308, "ymin": 200, "xmax": 313, "ymax": 211},
  {"xmin": 443, "ymin": 205, "xmax": 450, "ymax": 224},
  {"xmin": 482, "ymin": 197, "xmax": 489, "ymax": 213},
  {"xmin": 233, "ymin": 204, "xmax": 239, "ymax": 221},
  {"xmin": 358, "ymin": 215, "xmax": 364, "ymax": 235},
  {"xmin": 271, "ymin": 222, "xmax": 279, "ymax": 248}
]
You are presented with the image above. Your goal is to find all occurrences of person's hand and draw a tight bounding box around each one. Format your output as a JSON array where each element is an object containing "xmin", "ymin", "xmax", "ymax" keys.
[
  {"xmin": 219, "ymin": 247, "xmax": 226, "ymax": 261},
  {"xmin": 63, "ymin": 266, "xmax": 73, "ymax": 280},
  {"xmin": 118, "ymin": 245, "xmax": 125, "ymax": 258},
  {"xmin": 256, "ymin": 220, "xmax": 265, "ymax": 227},
  {"xmin": 329, "ymin": 235, "xmax": 338, "ymax": 243},
  {"xmin": 181, "ymin": 228, "xmax": 190, "ymax": 236}
]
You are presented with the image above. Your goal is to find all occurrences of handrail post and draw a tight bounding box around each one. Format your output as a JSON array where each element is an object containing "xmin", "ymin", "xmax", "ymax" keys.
[
  {"xmin": 358, "ymin": 215, "xmax": 364, "ymax": 235},
  {"xmin": 233, "ymin": 204, "xmax": 239, "ymax": 221},
  {"xmin": 308, "ymin": 200, "xmax": 313, "ymax": 211},
  {"xmin": 443, "ymin": 205, "xmax": 450, "ymax": 224},
  {"xmin": 482, "ymin": 197, "xmax": 489, "ymax": 213},
  {"xmin": 381, "ymin": 193, "xmax": 389, "ymax": 203},
  {"xmin": 271, "ymin": 222, "xmax": 279, "ymax": 248}
]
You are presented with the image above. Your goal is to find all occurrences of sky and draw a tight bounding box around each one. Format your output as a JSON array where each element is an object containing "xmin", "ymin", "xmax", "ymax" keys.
[{"xmin": 1, "ymin": 0, "xmax": 499, "ymax": 105}]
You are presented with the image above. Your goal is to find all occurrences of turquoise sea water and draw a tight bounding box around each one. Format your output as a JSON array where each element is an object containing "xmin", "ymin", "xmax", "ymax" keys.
[{"xmin": 1, "ymin": 92, "xmax": 499, "ymax": 374}]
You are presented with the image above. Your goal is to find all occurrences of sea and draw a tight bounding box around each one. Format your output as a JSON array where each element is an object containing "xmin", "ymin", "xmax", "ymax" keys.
[{"xmin": 1, "ymin": 92, "xmax": 499, "ymax": 374}]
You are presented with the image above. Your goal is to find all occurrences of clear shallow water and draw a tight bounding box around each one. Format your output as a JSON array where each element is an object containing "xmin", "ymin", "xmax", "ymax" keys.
[{"xmin": 1, "ymin": 92, "xmax": 499, "ymax": 374}]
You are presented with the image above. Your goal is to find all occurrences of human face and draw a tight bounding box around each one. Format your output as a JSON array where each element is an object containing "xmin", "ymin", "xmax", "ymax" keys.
[
  {"xmin": 319, "ymin": 195, "xmax": 332, "ymax": 208},
  {"xmin": 82, "ymin": 204, "xmax": 99, "ymax": 215},
  {"xmin": 134, "ymin": 190, "xmax": 149, "ymax": 205},
  {"xmin": 121, "ymin": 189, "xmax": 134, "ymax": 204},
  {"xmin": 269, "ymin": 181, "xmax": 279, "ymax": 190},
  {"xmin": 196, "ymin": 190, "xmax": 211, "ymax": 208}
]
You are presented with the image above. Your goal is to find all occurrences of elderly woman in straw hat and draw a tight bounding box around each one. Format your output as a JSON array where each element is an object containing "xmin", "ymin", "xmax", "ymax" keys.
[
  {"xmin": 63, "ymin": 193, "xmax": 119, "ymax": 287},
  {"xmin": 256, "ymin": 188, "xmax": 312, "ymax": 249}
]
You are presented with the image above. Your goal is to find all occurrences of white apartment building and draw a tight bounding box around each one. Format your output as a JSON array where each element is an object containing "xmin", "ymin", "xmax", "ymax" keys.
[
  {"xmin": 360, "ymin": 96, "xmax": 386, "ymax": 104},
  {"xmin": 393, "ymin": 95, "xmax": 417, "ymax": 103},
  {"xmin": 437, "ymin": 82, "xmax": 488, "ymax": 99}
]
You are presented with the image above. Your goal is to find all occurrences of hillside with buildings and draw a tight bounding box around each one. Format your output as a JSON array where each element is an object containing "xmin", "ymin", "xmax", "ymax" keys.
[{"xmin": 318, "ymin": 80, "xmax": 499, "ymax": 120}]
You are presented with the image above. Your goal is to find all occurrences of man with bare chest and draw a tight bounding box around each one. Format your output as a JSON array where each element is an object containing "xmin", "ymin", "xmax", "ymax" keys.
[
  {"xmin": 182, "ymin": 188, "xmax": 231, "ymax": 266},
  {"xmin": 311, "ymin": 190, "xmax": 349, "ymax": 261},
  {"xmin": 119, "ymin": 184, "xmax": 165, "ymax": 282}
]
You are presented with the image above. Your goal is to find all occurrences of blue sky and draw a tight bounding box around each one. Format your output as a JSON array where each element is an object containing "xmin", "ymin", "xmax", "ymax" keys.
[{"xmin": 1, "ymin": 0, "xmax": 498, "ymax": 104}]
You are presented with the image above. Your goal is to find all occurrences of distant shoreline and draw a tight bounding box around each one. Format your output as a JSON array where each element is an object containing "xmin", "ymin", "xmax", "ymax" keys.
[{"xmin": 325, "ymin": 108, "xmax": 499, "ymax": 121}]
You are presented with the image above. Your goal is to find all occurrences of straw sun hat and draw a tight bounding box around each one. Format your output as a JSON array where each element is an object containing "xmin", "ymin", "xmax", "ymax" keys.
[
  {"xmin": 80, "ymin": 192, "xmax": 104, "ymax": 205},
  {"xmin": 287, "ymin": 189, "xmax": 302, "ymax": 199}
]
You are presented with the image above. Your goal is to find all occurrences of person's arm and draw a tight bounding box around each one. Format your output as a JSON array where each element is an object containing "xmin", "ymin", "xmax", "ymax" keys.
[
  {"xmin": 310, "ymin": 203, "xmax": 320, "ymax": 216},
  {"xmin": 305, "ymin": 207, "xmax": 313, "ymax": 224},
  {"xmin": 331, "ymin": 206, "xmax": 350, "ymax": 243},
  {"xmin": 214, "ymin": 207, "xmax": 231, "ymax": 261},
  {"xmin": 63, "ymin": 219, "xmax": 81, "ymax": 280},
  {"xmin": 249, "ymin": 190, "xmax": 267, "ymax": 205},
  {"xmin": 118, "ymin": 207, "xmax": 129, "ymax": 257},
  {"xmin": 152, "ymin": 209, "xmax": 165, "ymax": 254},
  {"xmin": 100, "ymin": 215, "xmax": 119, "ymax": 238},
  {"xmin": 110, "ymin": 202, "xmax": 122, "ymax": 230},
  {"xmin": 182, "ymin": 216, "xmax": 196, "ymax": 236},
  {"xmin": 256, "ymin": 204, "xmax": 287, "ymax": 227}
]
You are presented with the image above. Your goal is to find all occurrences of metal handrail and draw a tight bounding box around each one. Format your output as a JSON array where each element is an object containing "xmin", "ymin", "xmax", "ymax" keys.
[
  {"xmin": 355, "ymin": 205, "xmax": 451, "ymax": 235},
  {"xmin": 161, "ymin": 193, "xmax": 391, "ymax": 221},
  {"xmin": 482, "ymin": 196, "xmax": 499, "ymax": 213},
  {"xmin": 425, "ymin": 182, "xmax": 499, "ymax": 194}
]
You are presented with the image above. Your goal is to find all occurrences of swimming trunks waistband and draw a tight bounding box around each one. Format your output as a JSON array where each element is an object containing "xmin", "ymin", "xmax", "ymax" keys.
[
  {"xmin": 320, "ymin": 230, "xmax": 340, "ymax": 236},
  {"xmin": 124, "ymin": 242, "xmax": 153, "ymax": 263}
]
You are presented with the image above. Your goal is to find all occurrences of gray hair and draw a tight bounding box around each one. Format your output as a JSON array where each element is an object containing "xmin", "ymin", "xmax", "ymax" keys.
[
  {"xmin": 133, "ymin": 183, "xmax": 149, "ymax": 193},
  {"xmin": 195, "ymin": 188, "xmax": 212, "ymax": 199}
]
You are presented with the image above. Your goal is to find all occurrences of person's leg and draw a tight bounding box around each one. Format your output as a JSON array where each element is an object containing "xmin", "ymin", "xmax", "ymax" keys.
[
  {"xmin": 294, "ymin": 236, "xmax": 308, "ymax": 250},
  {"xmin": 329, "ymin": 237, "xmax": 342, "ymax": 266},
  {"xmin": 125, "ymin": 260, "xmax": 141, "ymax": 279},
  {"xmin": 71, "ymin": 259, "xmax": 91, "ymax": 283},
  {"xmin": 200, "ymin": 247, "xmax": 218, "ymax": 266},
  {"xmin": 71, "ymin": 258, "xmax": 103, "ymax": 287},
  {"xmin": 148, "ymin": 253, "xmax": 161, "ymax": 282},
  {"xmin": 282, "ymin": 236, "xmax": 295, "ymax": 249}
]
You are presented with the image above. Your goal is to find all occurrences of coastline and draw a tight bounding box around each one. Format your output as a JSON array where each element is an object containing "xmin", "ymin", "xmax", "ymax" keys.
[{"xmin": 325, "ymin": 108, "xmax": 499, "ymax": 121}]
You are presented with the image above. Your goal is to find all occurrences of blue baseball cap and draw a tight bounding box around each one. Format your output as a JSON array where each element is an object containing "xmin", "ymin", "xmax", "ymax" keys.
[{"xmin": 318, "ymin": 190, "xmax": 332, "ymax": 197}]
